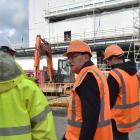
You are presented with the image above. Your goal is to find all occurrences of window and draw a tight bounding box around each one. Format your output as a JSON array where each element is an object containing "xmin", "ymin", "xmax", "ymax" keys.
[{"xmin": 64, "ymin": 31, "xmax": 71, "ymax": 41}]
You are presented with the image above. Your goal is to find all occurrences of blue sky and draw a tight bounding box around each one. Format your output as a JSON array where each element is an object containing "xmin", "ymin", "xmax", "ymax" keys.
[{"xmin": 0, "ymin": 0, "xmax": 28, "ymax": 48}]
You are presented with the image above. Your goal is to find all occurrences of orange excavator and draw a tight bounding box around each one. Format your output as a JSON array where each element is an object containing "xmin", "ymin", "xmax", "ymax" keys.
[
  {"xmin": 33, "ymin": 35, "xmax": 74, "ymax": 96},
  {"xmin": 34, "ymin": 35, "xmax": 53, "ymax": 82}
]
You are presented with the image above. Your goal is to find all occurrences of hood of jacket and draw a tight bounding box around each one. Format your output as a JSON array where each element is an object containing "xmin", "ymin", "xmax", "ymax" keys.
[
  {"xmin": 0, "ymin": 74, "xmax": 24, "ymax": 93},
  {"xmin": 112, "ymin": 61, "xmax": 137, "ymax": 75},
  {"xmin": 0, "ymin": 51, "xmax": 23, "ymax": 93}
]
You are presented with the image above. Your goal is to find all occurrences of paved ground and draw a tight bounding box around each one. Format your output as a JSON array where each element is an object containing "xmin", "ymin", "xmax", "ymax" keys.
[
  {"xmin": 54, "ymin": 116, "xmax": 140, "ymax": 140},
  {"xmin": 54, "ymin": 116, "xmax": 67, "ymax": 140},
  {"xmin": 129, "ymin": 125, "xmax": 140, "ymax": 140}
]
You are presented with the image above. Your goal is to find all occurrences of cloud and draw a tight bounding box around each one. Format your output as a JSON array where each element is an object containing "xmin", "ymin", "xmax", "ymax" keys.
[{"xmin": 0, "ymin": 0, "xmax": 28, "ymax": 48}]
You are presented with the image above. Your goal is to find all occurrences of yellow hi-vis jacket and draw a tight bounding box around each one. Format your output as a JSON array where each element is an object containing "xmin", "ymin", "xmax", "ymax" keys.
[{"xmin": 0, "ymin": 73, "xmax": 57, "ymax": 140}]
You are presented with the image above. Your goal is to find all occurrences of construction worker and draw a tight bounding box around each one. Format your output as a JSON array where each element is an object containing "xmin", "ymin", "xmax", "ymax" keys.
[
  {"xmin": 104, "ymin": 44, "xmax": 139, "ymax": 140},
  {"xmin": 62, "ymin": 40, "xmax": 113, "ymax": 140},
  {"xmin": 0, "ymin": 35, "xmax": 57, "ymax": 140}
]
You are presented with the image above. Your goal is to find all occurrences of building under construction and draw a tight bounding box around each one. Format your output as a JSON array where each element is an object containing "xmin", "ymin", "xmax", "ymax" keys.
[
  {"xmin": 15, "ymin": 0, "xmax": 140, "ymax": 71},
  {"xmin": 12, "ymin": 1, "xmax": 140, "ymax": 138}
]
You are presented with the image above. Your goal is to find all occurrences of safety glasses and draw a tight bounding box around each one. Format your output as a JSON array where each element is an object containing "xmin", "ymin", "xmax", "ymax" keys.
[{"xmin": 67, "ymin": 53, "xmax": 83, "ymax": 61}]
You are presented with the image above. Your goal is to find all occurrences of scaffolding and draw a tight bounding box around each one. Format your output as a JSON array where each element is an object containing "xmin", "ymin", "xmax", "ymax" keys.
[
  {"xmin": 126, "ymin": 1, "xmax": 140, "ymax": 62},
  {"xmin": 132, "ymin": 0, "xmax": 140, "ymax": 62}
]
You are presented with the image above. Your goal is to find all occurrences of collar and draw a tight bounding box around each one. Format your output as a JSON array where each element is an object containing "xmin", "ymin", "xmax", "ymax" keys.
[{"xmin": 81, "ymin": 60, "xmax": 94, "ymax": 70}]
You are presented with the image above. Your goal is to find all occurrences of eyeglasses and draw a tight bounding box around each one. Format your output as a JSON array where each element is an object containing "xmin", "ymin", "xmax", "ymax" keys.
[{"xmin": 67, "ymin": 54, "xmax": 83, "ymax": 61}]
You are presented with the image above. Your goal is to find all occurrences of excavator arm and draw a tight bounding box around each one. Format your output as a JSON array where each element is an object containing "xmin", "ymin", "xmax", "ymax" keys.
[
  {"xmin": 41, "ymin": 37, "xmax": 54, "ymax": 82},
  {"xmin": 34, "ymin": 35, "xmax": 41, "ymax": 78},
  {"xmin": 34, "ymin": 35, "xmax": 54, "ymax": 82}
]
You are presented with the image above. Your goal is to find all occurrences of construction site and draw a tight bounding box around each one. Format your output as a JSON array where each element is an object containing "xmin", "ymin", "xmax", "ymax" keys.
[{"xmin": 11, "ymin": 0, "xmax": 140, "ymax": 139}]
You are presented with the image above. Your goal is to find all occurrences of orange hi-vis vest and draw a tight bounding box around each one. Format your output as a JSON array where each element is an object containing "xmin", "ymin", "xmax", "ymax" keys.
[
  {"xmin": 110, "ymin": 68, "xmax": 139, "ymax": 133},
  {"xmin": 65, "ymin": 65, "xmax": 113, "ymax": 140}
]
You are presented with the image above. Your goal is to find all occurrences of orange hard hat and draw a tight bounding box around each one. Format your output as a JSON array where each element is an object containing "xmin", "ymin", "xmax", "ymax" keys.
[
  {"xmin": 64, "ymin": 40, "xmax": 92, "ymax": 57},
  {"xmin": 104, "ymin": 44, "xmax": 124, "ymax": 60}
]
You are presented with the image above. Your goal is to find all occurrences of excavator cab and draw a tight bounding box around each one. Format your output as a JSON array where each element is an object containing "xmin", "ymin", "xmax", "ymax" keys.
[{"xmin": 56, "ymin": 59, "xmax": 74, "ymax": 83}]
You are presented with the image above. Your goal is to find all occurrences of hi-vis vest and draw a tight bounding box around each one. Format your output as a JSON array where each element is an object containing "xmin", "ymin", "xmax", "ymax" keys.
[
  {"xmin": 110, "ymin": 68, "xmax": 139, "ymax": 132},
  {"xmin": 65, "ymin": 65, "xmax": 113, "ymax": 140}
]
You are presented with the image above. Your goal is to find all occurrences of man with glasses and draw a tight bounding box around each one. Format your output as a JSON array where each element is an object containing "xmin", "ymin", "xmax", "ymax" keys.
[
  {"xmin": 62, "ymin": 40, "xmax": 113, "ymax": 140},
  {"xmin": 104, "ymin": 44, "xmax": 139, "ymax": 140},
  {"xmin": 0, "ymin": 34, "xmax": 57, "ymax": 140}
]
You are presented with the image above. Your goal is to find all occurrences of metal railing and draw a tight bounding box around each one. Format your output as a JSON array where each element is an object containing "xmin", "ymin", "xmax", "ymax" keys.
[
  {"xmin": 47, "ymin": 27, "xmax": 134, "ymax": 44},
  {"xmin": 13, "ymin": 27, "xmax": 134, "ymax": 49}
]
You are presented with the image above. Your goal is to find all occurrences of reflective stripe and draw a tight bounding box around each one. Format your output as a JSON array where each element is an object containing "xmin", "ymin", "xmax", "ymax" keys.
[
  {"xmin": 113, "ymin": 69, "xmax": 126, "ymax": 105},
  {"xmin": 89, "ymin": 68, "xmax": 105, "ymax": 123},
  {"xmin": 97, "ymin": 119, "xmax": 111, "ymax": 128},
  {"xmin": 117, "ymin": 119, "xmax": 140, "ymax": 128},
  {"xmin": 71, "ymin": 69, "xmax": 90, "ymax": 124},
  {"xmin": 114, "ymin": 101, "xmax": 139, "ymax": 109},
  {"xmin": 0, "ymin": 125, "xmax": 31, "ymax": 136},
  {"xmin": 68, "ymin": 120, "xmax": 82, "ymax": 128},
  {"xmin": 31, "ymin": 106, "xmax": 51, "ymax": 125},
  {"xmin": 72, "ymin": 94, "xmax": 76, "ymax": 121},
  {"xmin": 68, "ymin": 119, "xmax": 111, "ymax": 128}
]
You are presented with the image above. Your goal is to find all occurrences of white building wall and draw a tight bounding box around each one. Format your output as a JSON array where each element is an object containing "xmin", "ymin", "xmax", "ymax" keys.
[
  {"xmin": 49, "ymin": 9, "xmax": 133, "ymax": 43},
  {"xmin": 99, "ymin": 9, "xmax": 133, "ymax": 31},
  {"xmin": 48, "ymin": 0, "xmax": 77, "ymax": 8},
  {"xmin": 29, "ymin": 0, "xmax": 49, "ymax": 47},
  {"xmin": 48, "ymin": 0, "xmax": 108, "ymax": 9},
  {"xmin": 49, "ymin": 16, "xmax": 94, "ymax": 42},
  {"xmin": 29, "ymin": 0, "xmax": 135, "ymax": 47},
  {"xmin": 16, "ymin": 55, "xmax": 62, "ymax": 70}
]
